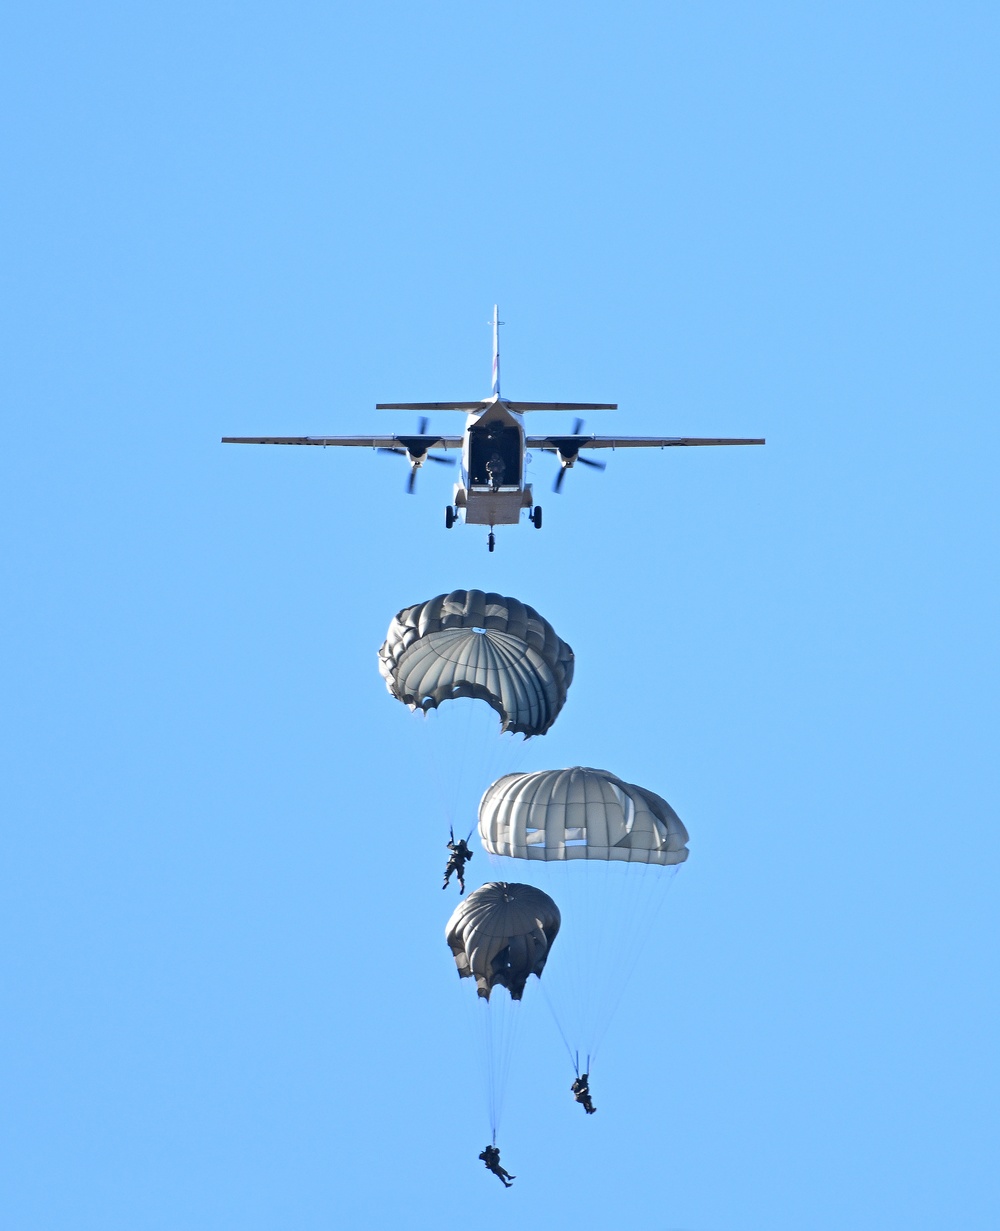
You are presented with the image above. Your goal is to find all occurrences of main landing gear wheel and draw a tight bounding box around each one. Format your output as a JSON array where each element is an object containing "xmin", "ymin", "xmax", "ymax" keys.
[
  {"xmin": 531, "ymin": 506, "xmax": 543, "ymax": 529},
  {"xmin": 445, "ymin": 506, "xmax": 455, "ymax": 529},
  {"xmin": 488, "ymin": 532, "xmax": 496, "ymax": 553}
]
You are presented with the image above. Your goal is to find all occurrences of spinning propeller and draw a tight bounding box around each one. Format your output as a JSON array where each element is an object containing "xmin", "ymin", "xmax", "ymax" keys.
[
  {"xmin": 377, "ymin": 417, "xmax": 456, "ymax": 493},
  {"xmin": 550, "ymin": 419, "xmax": 607, "ymax": 493}
]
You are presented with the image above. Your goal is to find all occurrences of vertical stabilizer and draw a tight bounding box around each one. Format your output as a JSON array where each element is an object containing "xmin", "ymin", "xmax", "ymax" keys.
[{"xmin": 491, "ymin": 305, "xmax": 501, "ymax": 397}]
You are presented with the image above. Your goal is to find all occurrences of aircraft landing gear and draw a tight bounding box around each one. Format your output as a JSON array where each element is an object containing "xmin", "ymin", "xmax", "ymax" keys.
[
  {"xmin": 531, "ymin": 506, "xmax": 543, "ymax": 529},
  {"xmin": 488, "ymin": 531, "xmax": 496, "ymax": 553},
  {"xmin": 445, "ymin": 505, "xmax": 455, "ymax": 529}
]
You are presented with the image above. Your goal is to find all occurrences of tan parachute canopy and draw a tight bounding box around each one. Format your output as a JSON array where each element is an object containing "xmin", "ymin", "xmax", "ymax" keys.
[
  {"xmin": 378, "ymin": 589, "xmax": 574, "ymax": 737},
  {"xmin": 445, "ymin": 881, "xmax": 561, "ymax": 1000},
  {"xmin": 478, "ymin": 767, "xmax": 689, "ymax": 865}
]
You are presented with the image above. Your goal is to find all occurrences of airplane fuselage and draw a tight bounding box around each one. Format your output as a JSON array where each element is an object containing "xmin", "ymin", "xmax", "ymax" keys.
[{"xmin": 455, "ymin": 399, "xmax": 533, "ymax": 526}]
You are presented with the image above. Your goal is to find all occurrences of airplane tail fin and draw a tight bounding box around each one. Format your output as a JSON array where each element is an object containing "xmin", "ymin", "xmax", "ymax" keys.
[
  {"xmin": 375, "ymin": 308, "xmax": 617, "ymax": 412},
  {"xmin": 487, "ymin": 306, "xmax": 615, "ymax": 410},
  {"xmin": 491, "ymin": 305, "xmax": 501, "ymax": 397}
]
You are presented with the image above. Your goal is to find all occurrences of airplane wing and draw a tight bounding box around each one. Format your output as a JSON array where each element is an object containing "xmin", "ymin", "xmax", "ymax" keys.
[
  {"xmin": 375, "ymin": 400, "xmax": 618, "ymax": 412},
  {"xmin": 528, "ymin": 435, "xmax": 765, "ymax": 450},
  {"xmin": 222, "ymin": 435, "xmax": 463, "ymax": 449}
]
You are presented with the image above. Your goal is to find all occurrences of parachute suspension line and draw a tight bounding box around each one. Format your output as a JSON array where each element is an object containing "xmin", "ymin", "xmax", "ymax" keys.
[
  {"xmin": 433, "ymin": 701, "xmax": 477, "ymax": 836},
  {"xmin": 582, "ymin": 858, "xmax": 600, "ymax": 1060},
  {"xmin": 584, "ymin": 859, "xmax": 654, "ymax": 1065},
  {"xmin": 485, "ymin": 997, "xmax": 500, "ymax": 1136},
  {"xmin": 497, "ymin": 994, "xmax": 524, "ymax": 1139},
  {"xmin": 547, "ymin": 858, "xmax": 602, "ymax": 1072},
  {"xmin": 569, "ymin": 858, "xmax": 634, "ymax": 1066},
  {"xmin": 497, "ymin": 1023, "xmax": 513, "ymax": 1136},
  {"xmin": 486, "ymin": 850, "xmax": 597, "ymax": 1074},
  {"xmin": 419, "ymin": 709, "xmax": 452, "ymax": 838},
  {"xmin": 496, "ymin": 855, "xmax": 682, "ymax": 1074},
  {"xmin": 539, "ymin": 978, "xmax": 578, "ymax": 1070},
  {"xmin": 422, "ymin": 637, "xmax": 483, "ymax": 828},
  {"xmin": 421, "ymin": 703, "xmax": 486, "ymax": 844},
  {"xmin": 587, "ymin": 863, "xmax": 682, "ymax": 1065},
  {"xmin": 588, "ymin": 860, "xmax": 642, "ymax": 1057},
  {"xmin": 423, "ymin": 701, "xmax": 534, "ymax": 853},
  {"xmin": 472, "ymin": 995, "xmax": 500, "ymax": 1141},
  {"xmin": 470, "ymin": 990, "xmax": 525, "ymax": 1143}
]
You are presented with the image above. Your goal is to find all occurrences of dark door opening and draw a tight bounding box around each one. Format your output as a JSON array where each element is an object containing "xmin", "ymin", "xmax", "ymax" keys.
[{"xmin": 469, "ymin": 424, "xmax": 521, "ymax": 487}]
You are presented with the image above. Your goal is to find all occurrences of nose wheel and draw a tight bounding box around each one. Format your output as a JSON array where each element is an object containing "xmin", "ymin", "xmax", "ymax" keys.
[{"xmin": 488, "ymin": 532, "xmax": 496, "ymax": 552}]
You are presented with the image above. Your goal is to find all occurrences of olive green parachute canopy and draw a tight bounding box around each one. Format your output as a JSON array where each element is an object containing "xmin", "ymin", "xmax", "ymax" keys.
[
  {"xmin": 445, "ymin": 881, "xmax": 561, "ymax": 1000},
  {"xmin": 378, "ymin": 589, "xmax": 574, "ymax": 737},
  {"xmin": 478, "ymin": 767, "xmax": 690, "ymax": 865}
]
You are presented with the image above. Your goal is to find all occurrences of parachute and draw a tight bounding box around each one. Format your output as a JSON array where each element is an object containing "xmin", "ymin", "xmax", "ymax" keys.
[
  {"xmin": 378, "ymin": 589, "xmax": 574, "ymax": 737},
  {"xmin": 479, "ymin": 767, "xmax": 689, "ymax": 865},
  {"xmin": 445, "ymin": 881, "xmax": 561, "ymax": 1141},
  {"xmin": 478, "ymin": 767, "xmax": 688, "ymax": 1077},
  {"xmin": 445, "ymin": 881, "xmax": 561, "ymax": 1000}
]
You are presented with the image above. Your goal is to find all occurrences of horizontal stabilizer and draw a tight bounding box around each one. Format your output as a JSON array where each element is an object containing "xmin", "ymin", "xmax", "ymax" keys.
[
  {"xmin": 376, "ymin": 401, "xmax": 488, "ymax": 411},
  {"xmin": 375, "ymin": 400, "xmax": 618, "ymax": 412},
  {"xmin": 506, "ymin": 402, "xmax": 617, "ymax": 412}
]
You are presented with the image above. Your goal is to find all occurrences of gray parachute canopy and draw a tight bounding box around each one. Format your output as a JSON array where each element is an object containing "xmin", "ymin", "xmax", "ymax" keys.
[
  {"xmin": 378, "ymin": 589, "xmax": 574, "ymax": 737},
  {"xmin": 478, "ymin": 767, "xmax": 690, "ymax": 865},
  {"xmin": 445, "ymin": 881, "xmax": 561, "ymax": 1000}
]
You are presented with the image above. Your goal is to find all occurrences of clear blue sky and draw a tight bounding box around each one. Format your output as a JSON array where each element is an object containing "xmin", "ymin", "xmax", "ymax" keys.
[{"xmin": 3, "ymin": 3, "xmax": 998, "ymax": 1229}]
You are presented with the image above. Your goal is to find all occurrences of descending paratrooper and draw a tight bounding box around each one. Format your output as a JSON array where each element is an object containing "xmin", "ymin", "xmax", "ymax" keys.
[
  {"xmin": 571, "ymin": 1073, "xmax": 596, "ymax": 1115},
  {"xmin": 478, "ymin": 1144, "xmax": 515, "ymax": 1187},
  {"xmin": 442, "ymin": 830, "xmax": 473, "ymax": 894}
]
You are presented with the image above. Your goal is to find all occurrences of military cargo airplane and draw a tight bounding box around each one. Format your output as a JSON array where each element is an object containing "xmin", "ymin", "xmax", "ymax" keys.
[{"xmin": 223, "ymin": 307, "xmax": 764, "ymax": 551}]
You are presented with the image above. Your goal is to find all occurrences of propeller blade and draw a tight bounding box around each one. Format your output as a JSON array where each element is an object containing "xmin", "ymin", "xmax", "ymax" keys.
[
  {"xmin": 553, "ymin": 467, "xmax": 567, "ymax": 493},
  {"xmin": 578, "ymin": 456, "xmax": 606, "ymax": 471},
  {"xmin": 380, "ymin": 417, "xmax": 451, "ymax": 494},
  {"xmin": 572, "ymin": 418, "xmax": 585, "ymax": 435}
]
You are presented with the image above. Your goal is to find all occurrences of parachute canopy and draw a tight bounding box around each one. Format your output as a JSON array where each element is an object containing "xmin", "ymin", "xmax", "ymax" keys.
[
  {"xmin": 378, "ymin": 589, "xmax": 574, "ymax": 737},
  {"xmin": 478, "ymin": 767, "xmax": 689, "ymax": 865},
  {"xmin": 445, "ymin": 881, "xmax": 561, "ymax": 1000}
]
